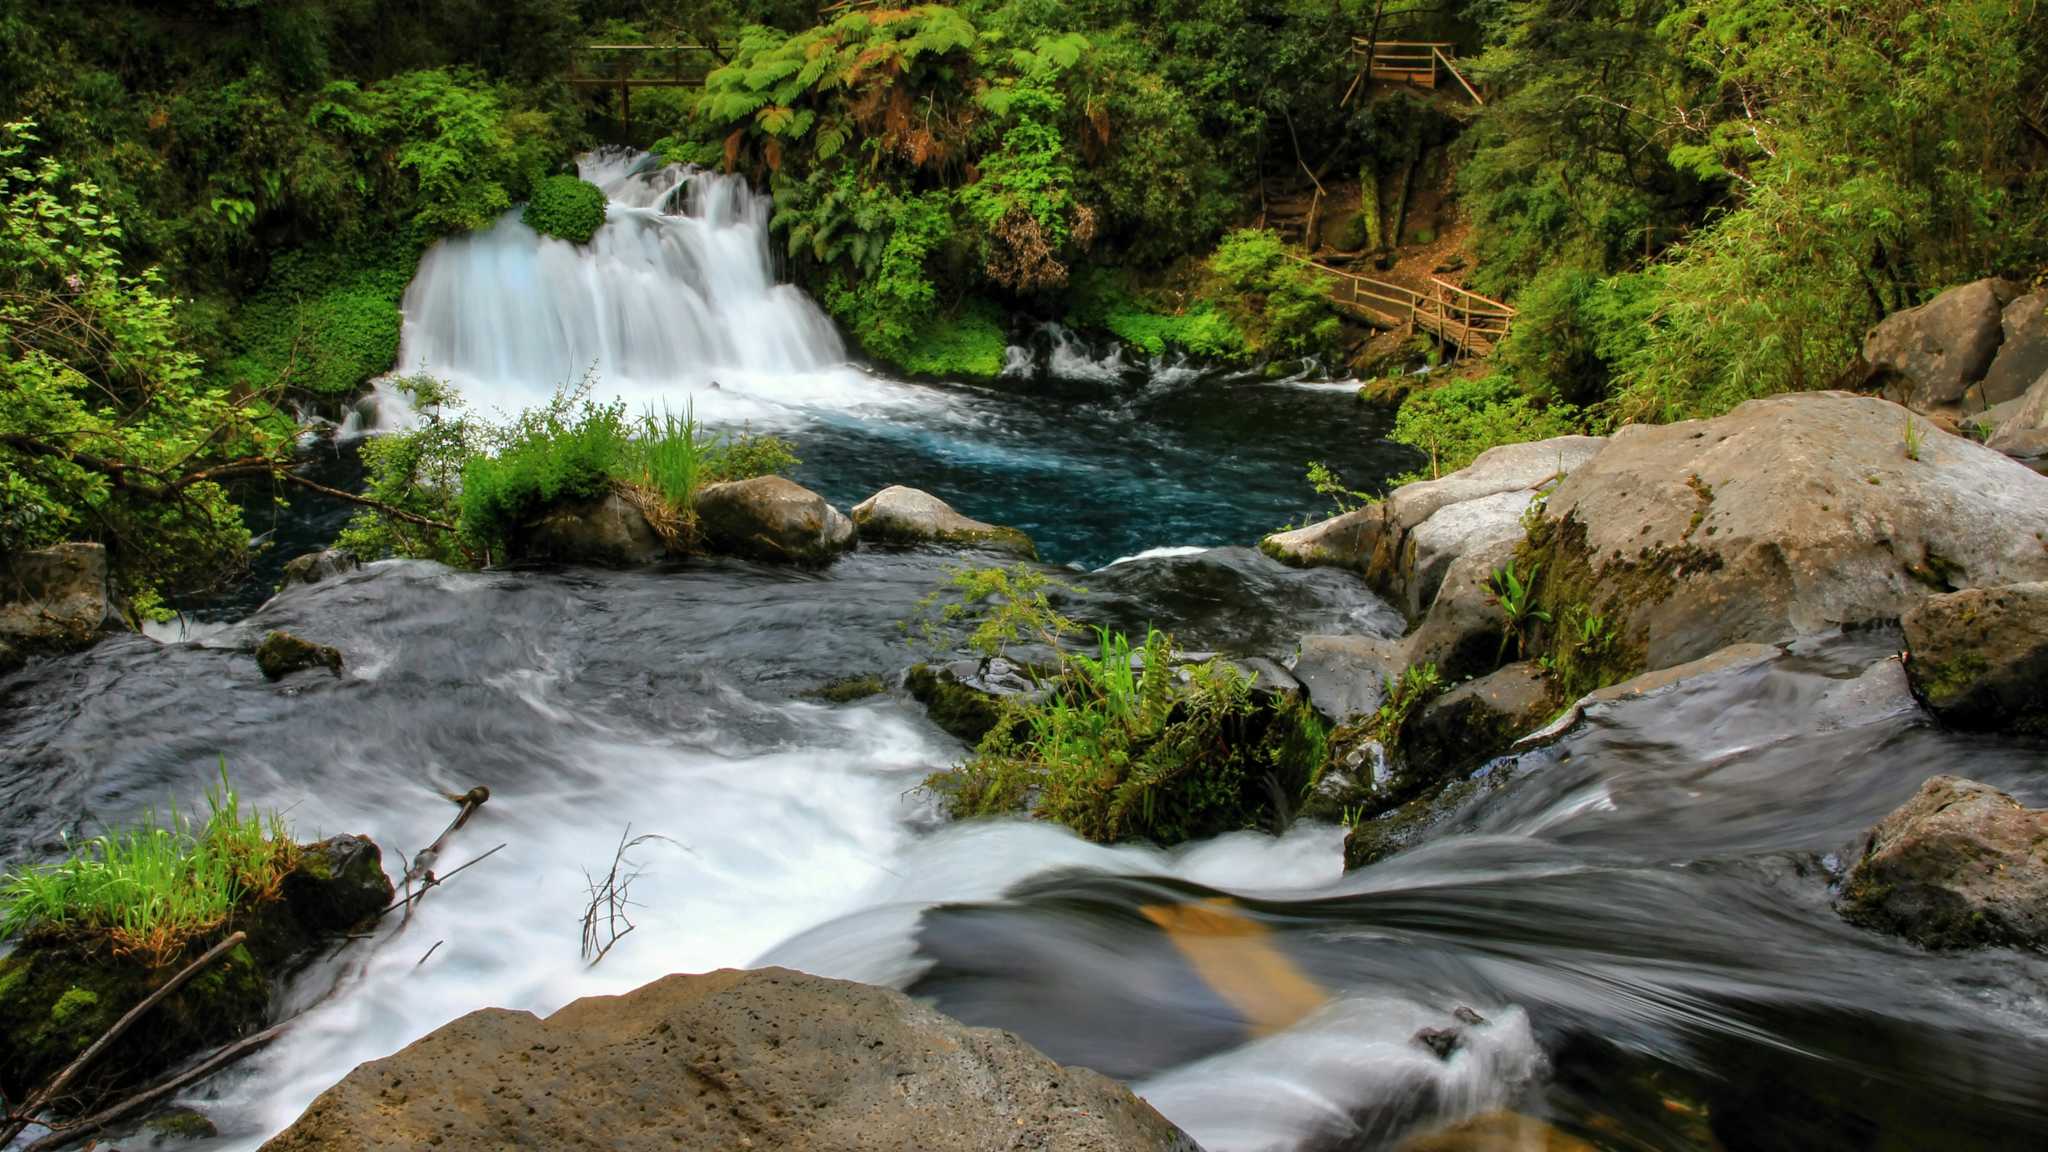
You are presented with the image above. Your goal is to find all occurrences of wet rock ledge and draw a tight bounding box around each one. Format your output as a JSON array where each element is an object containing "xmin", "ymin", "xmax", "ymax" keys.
[{"xmin": 260, "ymin": 967, "xmax": 1198, "ymax": 1152}]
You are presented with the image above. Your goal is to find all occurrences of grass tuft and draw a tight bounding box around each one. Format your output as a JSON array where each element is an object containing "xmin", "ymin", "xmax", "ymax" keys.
[{"xmin": 0, "ymin": 764, "xmax": 298, "ymax": 965}]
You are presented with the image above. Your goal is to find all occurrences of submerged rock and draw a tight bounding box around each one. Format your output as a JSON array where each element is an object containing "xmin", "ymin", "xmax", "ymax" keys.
[
  {"xmin": 518, "ymin": 488, "xmax": 666, "ymax": 566},
  {"xmin": 1523, "ymin": 393, "xmax": 2048, "ymax": 676},
  {"xmin": 1864, "ymin": 278, "xmax": 2021, "ymax": 416},
  {"xmin": 278, "ymin": 549, "xmax": 361, "ymax": 589},
  {"xmin": 1, "ymin": 541, "xmax": 114, "ymax": 672},
  {"xmin": 693, "ymin": 475, "xmax": 855, "ymax": 565},
  {"xmin": 1901, "ymin": 582, "xmax": 2048, "ymax": 732},
  {"xmin": 851, "ymin": 485, "xmax": 1037, "ymax": 559},
  {"xmin": 1838, "ymin": 776, "xmax": 2048, "ymax": 951},
  {"xmin": 255, "ymin": 630, "xmax": 342, "ymax": 680},
  {"xmin": 259, "ymin": 967, "xmax": 1199, "ymax": 1152},
  {"xmin": 0, "ymin": 835, "xmax": 392, "ymax": 1109}
]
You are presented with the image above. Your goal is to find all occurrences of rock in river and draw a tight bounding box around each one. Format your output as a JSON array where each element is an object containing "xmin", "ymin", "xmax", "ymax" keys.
[
  {"xmin": 260, "ymin": 967, "xmax": 1199, "ymax": 1152},
  {"xmin": 852, "ymin": 484, "xmax": 1037, "ymax": 558},
  {"xmin": 1524, "ymin": 393, "xmax": 2048, "ymax": 674},
  {"xmin": 1901, "ymin": 582, "xmax": 2048, "ymax": 732},
  {"xmin": 693, "ymin": 475, "xmax": 856, "ymax": 565},
  {"xmin": 0, "ymin": 541, "xmax": 114, "ymax": 672},
  {"xmin": 1838, "ymin": 776, "xmax": 2048, "ymax": 951}
]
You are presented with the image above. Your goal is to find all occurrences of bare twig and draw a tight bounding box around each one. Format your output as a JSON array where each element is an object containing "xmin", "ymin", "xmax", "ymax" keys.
[
  {"xmin": 0, "ymin": 932, "xmax": 248, "ymax": 1146},
  {"xmin": 23, "ymin": 1022, "xmax": 289, "ymax": 1152},
  {"xmin": 416, "ymin": 940, "xmax": 444, "ymax": 967},
  {"xmin": 375, "ymin": 842, "xmax": 507, "ymax": 920},
  {"xmin": 580, "ymin": 827, "xmax": 676, "ymax": 966}
]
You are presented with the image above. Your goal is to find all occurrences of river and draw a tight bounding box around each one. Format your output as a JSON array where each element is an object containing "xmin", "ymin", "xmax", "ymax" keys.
[{"xmin": 3, "ymin": 152, "xmax": 2046, "ymax": 1151}]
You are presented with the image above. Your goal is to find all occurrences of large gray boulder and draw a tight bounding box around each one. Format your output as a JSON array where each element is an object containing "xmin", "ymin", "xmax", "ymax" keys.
[
  {"xmin": 1977, "ymin": 291, "xmax": 2048, "ymax": 409},
  {"xmin": 1289, "ymin": 633, "xmax": 1404, "ymax": 724},
  {"xmin": 1527, "ymin": 393, "xmax": 2048, "ymax": 674},
  {"xmin": 1986, "ymin": 368, "xmax": 2048, "ymax": 459},
  {"xmin": 852, "ymin": 485, "xmax": 1036, "ymax": 559},
  {"xmin": 694, "ymin": 476, "xmax": 856, "ymax": 565},
  {"xmin": 0, "ymin": 542, "xmax": 113, "ymax": 672},
  {"xmin": 520, "ymin": 489, "xmax": 666, "ymax": 566},
  {"xmin": 1838, "ymin": 776, "xmax": 2048, "ymax": 951},
  {"xmin": 1865, "ymin": 278, "xmax": 2022, "ymax": 415},
  {"xmin": 260, "ymin": 967, "xmax": 1197, "ymax": 1152},
  {"xmin": 1902, "ymin": 582, "xmax": 2048, "ymax": 732}
]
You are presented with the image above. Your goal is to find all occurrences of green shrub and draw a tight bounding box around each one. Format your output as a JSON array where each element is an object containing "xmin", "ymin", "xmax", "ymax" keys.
[
  {"xmin": 1391, "ymin": 372, "xmax": 1583, "ymax": 479},
  {"xmin": 934, "ymin": 626, "xmax": 1264, "ymax": 844},
  {"xmin": 1206, "ymin": 229, "xmax": 1342, "ymax": 361},
  {"xmin": 522, "ymin": 175, "xmax": 608, "ymax": 245},
  {"xmin": 345, "ymin": 384, "xmax": 802, "ymax": 563},
  {"xmin": 0, "ymin": 766, "xmax": 297, "ymax": 966},
  {"xmin": 1068, "ymin": 271, "xmax": 1248, "ymax": 362}
]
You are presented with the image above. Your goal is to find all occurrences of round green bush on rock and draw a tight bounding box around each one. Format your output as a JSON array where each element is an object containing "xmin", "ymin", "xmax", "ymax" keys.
[{"xmin": 522, "ymin": 175, "xmax": 608, "ymax": 245}]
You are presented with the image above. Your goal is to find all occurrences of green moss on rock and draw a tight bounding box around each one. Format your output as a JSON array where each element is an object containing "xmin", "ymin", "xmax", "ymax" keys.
[
  {"xmin": 255, "ymin": 630, "xmax": 343, "ymax": 680},
  {"xmin": 811, "ymin": 675, "xmax": 886, "ymax": 703},
  {"xmin": 906, "ymin": 664, "xmax": 1006, "ymax": 744}
]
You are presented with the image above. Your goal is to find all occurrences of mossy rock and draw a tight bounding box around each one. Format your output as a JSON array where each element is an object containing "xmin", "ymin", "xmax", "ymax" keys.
[
  {"xmin": 810, "ymin": 675, "xmax": 886, "ymax": 703},
  {"xmin": 255, "ymin": 630, "xmax": 343, "ymax": 680},
  {"xmin": 0, "ymin": 835, "xmax": 391, "ymax": 1110},
  {"xmin": 905, "ymin": 663, "xmax": 1007, "ymax": 745},
  {"xmin": 522, "ymin": 175, "xmax": 609, "ymax": 245}
]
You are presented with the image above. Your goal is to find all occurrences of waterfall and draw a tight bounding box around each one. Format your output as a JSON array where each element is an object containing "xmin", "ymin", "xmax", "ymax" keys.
[{"xmin": 390, "ymin": 150, "xmax": 881, "ymax": 424}]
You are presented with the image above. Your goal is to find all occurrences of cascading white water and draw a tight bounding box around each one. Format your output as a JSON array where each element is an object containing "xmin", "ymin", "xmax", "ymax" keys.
[{"xmin": 389, "ymin": 151, "xmax": 906, "ymax": 425}]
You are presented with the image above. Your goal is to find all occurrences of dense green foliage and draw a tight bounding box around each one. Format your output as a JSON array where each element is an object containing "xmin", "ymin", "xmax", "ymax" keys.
[
  {"xmin": 648, "ymin": 1, "xmax": 1383, "ymax": 372},
  {"xmin": 1418, "ymin": 0, "xmax": 2048, "ymax": 452},
  {"xmin": 0, "ymin": 125, "xmax": 293, "ymax": 612},
  {"xmin": 523, "ymin": 174, "xmax": 609, "ymax": 244},
  {"xmin": 0, "ymin": 768, "xmax": 296, "ymax": 966}
]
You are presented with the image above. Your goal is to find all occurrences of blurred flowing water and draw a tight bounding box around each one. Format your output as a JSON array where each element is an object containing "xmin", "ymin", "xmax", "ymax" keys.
[{"xmin": 4, "ymin": 155, "xmax": 2047, "ymax": 1151}]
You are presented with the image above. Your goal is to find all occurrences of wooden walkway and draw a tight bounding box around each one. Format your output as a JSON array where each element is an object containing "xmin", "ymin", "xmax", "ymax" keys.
[
  {"xmin": 1295, "ymin": 257, "xmax": 1513, "ymax": 357},
  {"xmin": 1345, "ymin": 40, "xmax": 1484, "ymax": 105}
]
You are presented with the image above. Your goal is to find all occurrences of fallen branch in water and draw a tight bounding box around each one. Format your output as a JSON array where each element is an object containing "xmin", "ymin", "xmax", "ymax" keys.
[
  {"xmin": 0, "ymin": 931, "xmax": 249, "ymax": 1146},
  {"xmin": 377, "ymin": 842, "xmax": 507, "ymax": 921},
  {"xmin": 416, "ymin": 939, "xmax": 444, "ymax": 967},
  {"xmin": 580, "ymin": 827, "xmax": 674, "ymax": 967},
  {"xmin": 23, "ymin": 1021, "xmax": 289, "ymax": 1152},
  {"xmin": 401, "ymin": 785, "xmax": 490, "ymax": 924}
]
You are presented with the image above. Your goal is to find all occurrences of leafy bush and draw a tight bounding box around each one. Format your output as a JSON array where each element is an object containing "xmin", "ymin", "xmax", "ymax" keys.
[
  {"xmin": 1068, "ymin": 270, "xmax": 1247, "ymax": 362},
  {"xmin": 0, "ymin": 766, "xmax": 297, "ymax": 965},
  {"xmin": 522, "ymin": 175, "xmax": 608, "ymax": 245},
  {"xmin": 1205, "ymin": 229, "xmax": 1342, "ymax": 361},
  {"xmin": 1391, "ymin": 373, "xmax": 1583, "ymax": 479}
]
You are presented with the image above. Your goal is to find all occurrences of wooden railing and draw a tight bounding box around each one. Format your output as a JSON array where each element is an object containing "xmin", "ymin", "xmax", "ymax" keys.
[
  {"xmin": 1296, "ymin": 256, "xmax": 1514, "ymax": 356},
  {"xmin": 1350, "ymin": 39, "xmax": 1484, "ymax": 105},
  {"xmin": 567, "ymin": 44, "xmax": 722, "ymax": 132}
]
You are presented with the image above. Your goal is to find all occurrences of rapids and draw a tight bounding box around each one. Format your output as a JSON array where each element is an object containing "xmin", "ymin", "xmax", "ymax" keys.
[{"xmin": 5, "ymin": 153, "xmax": 2048, "ymax": 1151}]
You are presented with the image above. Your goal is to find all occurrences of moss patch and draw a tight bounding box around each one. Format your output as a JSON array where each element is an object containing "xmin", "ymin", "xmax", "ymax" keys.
[
  {"xmin": 906, "ymin": 663, "xmax": 1007, "ymax": 744},
  {"xmin": 1514, "ymin": 511, "xmax": 1721, "ymax": 697},
  {"xmin": 810, "ymin": 674, "xmax": 886, "ymax": 703}
]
